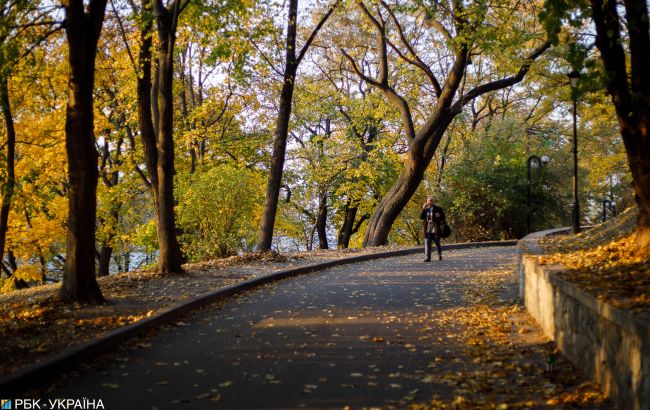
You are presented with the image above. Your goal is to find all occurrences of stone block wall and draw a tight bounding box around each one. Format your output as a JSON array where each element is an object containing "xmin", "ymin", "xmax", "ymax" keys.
[{"xmin": 518, "ymin": 231, "xmax": 650, "ymax": 410}]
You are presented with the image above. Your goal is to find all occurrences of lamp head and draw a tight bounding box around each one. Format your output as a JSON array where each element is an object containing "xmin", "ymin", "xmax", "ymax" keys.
[{"xmin": 541, "ymin": 155, "xmax": 550, "ymax": 166}]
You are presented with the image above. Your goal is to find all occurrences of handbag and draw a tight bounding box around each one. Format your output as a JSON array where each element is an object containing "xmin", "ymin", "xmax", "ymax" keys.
[{"xmin": 440, "ymin": 220, "xmax": 452, "ymax": 238}]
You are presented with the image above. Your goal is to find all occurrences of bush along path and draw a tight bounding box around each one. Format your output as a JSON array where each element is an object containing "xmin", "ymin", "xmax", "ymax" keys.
[{"xmin": 39, "ymin": 247, "xmax": 610, "ymax": 409}]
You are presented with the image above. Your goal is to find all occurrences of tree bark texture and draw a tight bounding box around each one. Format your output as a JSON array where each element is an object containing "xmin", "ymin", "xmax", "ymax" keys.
[
  {"xmin": 60, "ymin": 0, "xmax": 108, "ymax": 304},
  {"xmin": 97, "ymin": 245, "xmax": 113, "ymax": 277},
  {"xmin": 256, "ymin": 0, "xmax": 299, "ymax": 251},
  {"xmin": 0, "ymin": 75, "xmax": 16, "ymax": 268},
  {"xmin": 96, "ymin": 207, "xmax": 118, "ymax": 277},
  {"xmin": 154, "ymin": 0, "xmax": 185, "ymax": 273},
  {"xmin": 337, "ymin": 201, "xmax": 370, "ymax": 249},
  {"xmin": 590, "ymin": 0, "xmax": 650, "ymax": 257},
  {"xmin": 338, "ymin": 201, "xmax": 358, "ymax": 248},
  {"xmin": 136, "ymin": 0, "xmax": 159, "ymax": 197},
  {"xmin": 316, "ymin": 192, "xmax": 328, "ymax": 249}
]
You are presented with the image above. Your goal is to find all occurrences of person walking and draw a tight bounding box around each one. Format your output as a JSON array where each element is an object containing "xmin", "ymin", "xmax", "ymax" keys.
[{"xmin": 420, "ymin": 196, "xmax": 445, "ymax": 261}]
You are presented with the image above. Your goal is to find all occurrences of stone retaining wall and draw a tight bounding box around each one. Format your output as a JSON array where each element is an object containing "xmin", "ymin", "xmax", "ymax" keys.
[{"xmin": 518, "ymin": 230, "xmax": 650, "ymax": 410}]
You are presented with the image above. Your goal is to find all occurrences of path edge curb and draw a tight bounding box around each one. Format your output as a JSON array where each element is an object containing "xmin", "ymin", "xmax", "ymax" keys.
[{"xmin": 1, "ymin": 240, "xmax": 515, "ymax": 394}]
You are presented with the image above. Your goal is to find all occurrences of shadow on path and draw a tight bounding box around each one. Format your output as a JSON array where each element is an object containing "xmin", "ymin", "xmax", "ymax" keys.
[{"xmin": 43, "ymin": 247, "xmax": 610, "ymax": 409}]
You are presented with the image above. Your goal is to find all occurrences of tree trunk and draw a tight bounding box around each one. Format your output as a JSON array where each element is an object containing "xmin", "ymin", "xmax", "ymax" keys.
[
  {"xmin": 179, "ymin": 51, "xmax": 197, "ymax": 174},
  {"xmin": 96, "ymin": 206, "xmax": 119, "ymax": 276},
  {"xmin": 257, "ymin": 0, "xmax": 299, "ymax": 251},
  {"xmin": 60, "ymin": 0, "xmax": 108, "ymax": 304},
  {"xmin": 345, "ymin": 3, "xmax": 549, "ymax": 248},
  {"xmin": 256, "ymin": 0, "xmax": 338, "ymax": 250},
  {"xmin": 363, "ymin": 118, "xmax": 453, "ymax": 246},
  {"xmin": 152, "ymin": 58, "xmax": 161, "ymax": 140},
  {"xmin": 363, "ymin": 166, "xmax": 427, "ymax": 247},
  {"xmin": 316, "ymin": 191, "xmax": 328, "ymax": 249},
  {"xmin": 0, "ymin": 75, "xmax": 16, "ymax": 267},
  {"xmin": 136, "ymin": 0, "xmax": 159, "ymax": 196},
  {"xmin": 97, "ymin": 244, "xmax": 112, "ymax": 277},
  {"xmin": 437, "ymin": 132, "xmax": 452, "ymax": 186},
  {"xmin": 338, "ymin": 201, "xmax": 358, "ymax": 248},
  {"xmin": 124, "ymin": 251, "xmax": 130, "ymax": 272},
  {"xmin": 97, "ymin": 132, "xmax": 121, "ymax": 277},
  {"xmin": 589, "ymin": 0, "xmax": 650, "ymax": 258},
  {"xmin": 154, "ymin": 0, "xmax": 184, "ymax": 273},
  {"xmin": 336, "ymin": 117, "xmax": 377, "ymax": 249},
  {"xmin": 7, "ymin": 249, "xmax": 17, "ymax": 271}
]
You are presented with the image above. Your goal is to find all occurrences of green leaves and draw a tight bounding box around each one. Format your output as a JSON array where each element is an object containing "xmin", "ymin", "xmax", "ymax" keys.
[
  {"xmin": 539, "ymin": 0, "xmax": 591, "ymax": 44},
  {"xmin": 176, "ymin": 165, "xmax": 264, "ymax": 260}
]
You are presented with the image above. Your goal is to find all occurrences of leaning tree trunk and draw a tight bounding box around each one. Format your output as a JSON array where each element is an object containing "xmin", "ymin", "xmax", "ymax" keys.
[
  {"xmin": 154, "ymin": 0, "xmax": 184, "ymax": 273},
  {"xmin": 363, "ymin": 117, "xmax": 454, "ymax": 246},
  {"xmin": 344, "ymin": 1, "xmax": 549, "ymax": 248},
  {"xmin": 60, "ymin": 0, "xmax": 108, "ymax": 304},
  {"xmin": 590, "ymin": 0, "xmax": 650, "ymax": 258},
  {"xmin": 0, "ymin": 75, "xmax": 16, "ymax": 267}
]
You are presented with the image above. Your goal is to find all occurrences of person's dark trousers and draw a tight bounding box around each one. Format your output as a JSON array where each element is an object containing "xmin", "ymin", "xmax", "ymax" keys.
[{"xmin": 424, "ymin": 232, "xmax": 442, "ymax": 261}]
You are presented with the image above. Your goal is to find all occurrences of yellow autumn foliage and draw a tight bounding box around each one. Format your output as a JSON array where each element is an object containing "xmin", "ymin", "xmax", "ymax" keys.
[{"xmin": 1, "ymin": 264, "xmax": 43, "ymax": 293}]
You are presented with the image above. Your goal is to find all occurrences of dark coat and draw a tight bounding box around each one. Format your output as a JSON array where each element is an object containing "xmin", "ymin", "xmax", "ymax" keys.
[{"xmin": 420, "ymin": 205, "xmax": 445, "ymax": 235}]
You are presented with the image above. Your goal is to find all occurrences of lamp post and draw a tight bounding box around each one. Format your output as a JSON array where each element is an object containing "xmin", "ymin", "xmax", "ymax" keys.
[
  {"xmin": 602, "ymin": 199, "xmax": 616, "ymax": 222},
  {"xmin": 527, "ymin": 155, "xmax": 549, "ymax": 234},
  {"xmin": 568, "ymin": 69, "xmax": 581, "ymax": 234},
  {"xmin": 602, "ymin": 199, "xmax": 612, "ymax": 222}
]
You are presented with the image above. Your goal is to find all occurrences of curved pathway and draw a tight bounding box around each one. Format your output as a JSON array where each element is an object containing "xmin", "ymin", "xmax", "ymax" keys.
[{"xmin": 44, "ymin": 247, "xmax": 609, "ymax": 409}]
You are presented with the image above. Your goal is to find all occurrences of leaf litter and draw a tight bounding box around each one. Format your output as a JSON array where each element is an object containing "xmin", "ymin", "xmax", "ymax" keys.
[
  {"xmin": 410, "ymin": 263, "xmax": 610, "ymax": 409},
  {"xmin": 538, "ymin": 207, "xmax": 649, "ymax": 316}
]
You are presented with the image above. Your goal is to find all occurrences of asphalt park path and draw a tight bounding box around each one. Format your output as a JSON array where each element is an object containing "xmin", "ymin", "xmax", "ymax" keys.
[{"xmin": 42, "ymin": 247, "xmax": 580, "ymax": 409}]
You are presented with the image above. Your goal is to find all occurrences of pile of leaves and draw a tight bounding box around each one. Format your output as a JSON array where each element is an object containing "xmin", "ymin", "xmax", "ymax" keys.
[{"xmin": 537, "ymin": 208, "xmax": 650, "ymax": 316}]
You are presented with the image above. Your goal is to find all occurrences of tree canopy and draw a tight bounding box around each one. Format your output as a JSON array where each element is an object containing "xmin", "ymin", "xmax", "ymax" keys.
[{"xmin": 0, "ymin": 0, "xmax": 643, "ymax": 299}]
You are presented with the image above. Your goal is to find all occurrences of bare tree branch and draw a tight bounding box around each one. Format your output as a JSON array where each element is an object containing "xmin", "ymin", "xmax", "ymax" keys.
[
  {"xmin": 453, "ymin": 40, "xmax": 551, "ymax": 111},
  {"xmin": 339, "ymin": 48, "xmax": 381, "ymax": 87},
  {"xmin": 341, "ymin": 2, "xmax": 417, "ymax": 140},
  {"xmin": 356, "ymin": 0, "xmax": 388, "ymax": 83},
  {"xmin": 248, "ymin": 35, "xmax": 284, "ymax": 77},
  {"xmin": 110, "ymin": 0, "xmax": 137, "ymax": 71},
  {"xmin": 381, "ymin": 0, "xmax": 442, "ymax": 95},
  {"xmin": 296, "ymin": 0, "xmax": 340, "ymax": 64}
]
